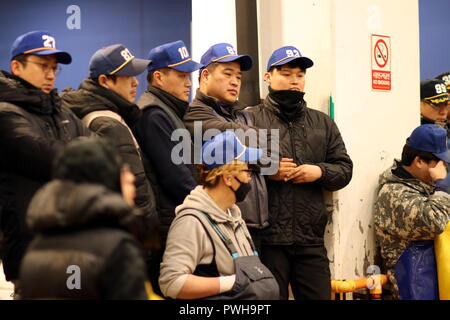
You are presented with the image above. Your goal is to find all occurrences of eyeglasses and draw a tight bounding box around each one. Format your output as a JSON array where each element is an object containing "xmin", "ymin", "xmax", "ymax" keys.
[{"xmin": 27, "ymin": 61, "xmax": 62, "ymax": 76}]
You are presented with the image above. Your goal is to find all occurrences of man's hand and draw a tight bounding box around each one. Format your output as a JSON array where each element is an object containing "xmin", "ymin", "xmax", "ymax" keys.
[
  {"xmin": 286, "ymin": 164, "xmax": 323, "ymax": 184},
  {"xmin": 429, "ymin": 160, "xmax": 448, "ymax": 182},
  {"xmin": 268, "ymin": 158, "xmax": 297, "ymax": 181}
]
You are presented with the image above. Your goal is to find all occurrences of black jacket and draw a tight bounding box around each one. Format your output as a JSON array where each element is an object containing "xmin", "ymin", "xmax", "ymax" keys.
[
  {"xmin": 61, "ymin": 79, "xmax": 157, "ymax": 220},
  {"xmin": 0, "ymin": 71, "xmax": 92, "ymax": 281},
  {"xmin": 135, "ymin": 86, "xmax": 198, "ymax": 238},
  {"xmin": 20, "ymin": 180, "xmax": 148, "ymax": 299},
  {"xmin": 184, "ymin": 90, "xmax": 269, "ymax": 229},
  {"xmin": 247, "ymin": 95, "xmax": 353, "ymax": 245}
]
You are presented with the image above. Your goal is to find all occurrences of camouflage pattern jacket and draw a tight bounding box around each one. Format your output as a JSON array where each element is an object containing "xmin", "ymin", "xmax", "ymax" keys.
[{"xmin": 374, "ymin": 160, "xmax": 450, "ymax": 268}]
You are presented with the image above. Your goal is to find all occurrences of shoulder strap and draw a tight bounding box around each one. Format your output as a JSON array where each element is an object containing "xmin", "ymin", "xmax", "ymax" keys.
[
  {"xmin": 82, "ymin": 110, "xmax": 141, "ymax": 153},
  {"xmin": 182, "ymin": 213, "xmax": 216, "ymax": 264}
]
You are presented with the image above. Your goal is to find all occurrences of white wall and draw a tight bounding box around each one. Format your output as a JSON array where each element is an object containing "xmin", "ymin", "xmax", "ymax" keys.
[
  {"xmin": 192, "ymin": 0, "xmax": 421, "ymax": 282},
  {"xmin": 191, "ymin": 0, "xmax": 237, "ymax": 94}
]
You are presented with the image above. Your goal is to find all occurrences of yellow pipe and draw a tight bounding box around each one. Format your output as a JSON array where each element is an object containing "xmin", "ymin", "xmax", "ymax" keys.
[{"xmin": 331, "ymin": 274, "xmax": 388, "ymax": 294}]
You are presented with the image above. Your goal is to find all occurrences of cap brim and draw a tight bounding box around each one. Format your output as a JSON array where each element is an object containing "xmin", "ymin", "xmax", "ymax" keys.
[
  {"xmin": 269, "ymin": 56, "xmax": 314, "ymax": 71},
  {"xmin": 115, "ymin": 58, "xmax": 151, "ymax": 76},
  {"xmin": 220, "ymin": 54, "xmax": 253, "ymax": 71},
  {"xmin": 171, "ymin": 59, "xmax": 203, "ymax": 73},
  {"xmin": 34, "ymin": 49, "xmax": 72, "ymax": 64},
  {"xmin": 236, "ymin": 146, "xmax": 262, "ymax": 163},
  {"xmin": 434, "ymin": 148, "xmax": 450, "ymax": 163}
]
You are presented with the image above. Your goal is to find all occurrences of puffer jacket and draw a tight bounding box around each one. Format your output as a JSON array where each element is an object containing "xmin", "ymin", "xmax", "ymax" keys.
[
  {"xmin": 184, "ymin": 90, "xmax": 269, "ymax": 229},
  {"xmin": 159, "ymin": 185, "xmax": 255, "ymax": 299},
  {"xmin": 246, "ymin": 95, "xmax": 353, "ymax": 245},
  {"xmin": 61, "ymin": 79, "xmax": 157, "ymax": 220},
  {"xmin": 20, "ymin": 180, "xmax": 149, "ymax": 300},
  {"xmin": 0, "ymin": 71, "xmax": 93, "ymax": 281}
]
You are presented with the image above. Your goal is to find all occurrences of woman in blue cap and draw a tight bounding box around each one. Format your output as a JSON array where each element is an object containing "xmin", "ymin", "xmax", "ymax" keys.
[{"xmin": 159, "ymin": 131, "xmax": 278, "ymax": 300}]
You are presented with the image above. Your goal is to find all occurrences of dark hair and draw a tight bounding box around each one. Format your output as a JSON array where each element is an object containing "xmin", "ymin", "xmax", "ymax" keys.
[
  {"xmin": 198, "ymin": 62, "xmax": 221, "ymax": 83},
  {"xmin": 11, "ymin": 54, "xmax": 28, "ymax": 66},
  {"xmin": 147, "ymin": 67, "xmax": 170, "ymax": 84},
  {"xmin": 268, "ymin": 60, "xmax": 307, "ymax": 73},
  {"xmin": 91, "ymin": 74, "xmax": 118, "ymax": 84},
  {"xmin": 53, "ymin": 137, "xmax": 123, "ymax": 192},
  {"xmin": 401, "ymin": 143, "xmax": 440, "ymax": 166}
]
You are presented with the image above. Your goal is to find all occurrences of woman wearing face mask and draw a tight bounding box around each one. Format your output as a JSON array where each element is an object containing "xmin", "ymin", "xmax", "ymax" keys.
[{"xmin": 159, "ymin": 131, "xmax": 279, "ymax": 300}]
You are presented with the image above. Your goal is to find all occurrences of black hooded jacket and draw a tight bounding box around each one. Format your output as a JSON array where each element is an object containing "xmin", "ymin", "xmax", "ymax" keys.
[
  {"xmin": 20, "ymin": 180, "xmax": 148, "ymax": 299},
  {"xmin": 61, "ymin": 79, "xmax": 157, "ymax": 220},
  {"xmin": 0, "ymin": 71, "xmax": 92, "ymax": 281},
  {"xmin": 246, "ymin": 93, "xmax": 353, "ymax": 245}
]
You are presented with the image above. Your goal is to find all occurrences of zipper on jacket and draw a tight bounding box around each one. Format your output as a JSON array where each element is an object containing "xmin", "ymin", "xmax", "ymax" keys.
[{"xmin": 288, "ymin": 122, "xmax": 298, "ymax": 162}]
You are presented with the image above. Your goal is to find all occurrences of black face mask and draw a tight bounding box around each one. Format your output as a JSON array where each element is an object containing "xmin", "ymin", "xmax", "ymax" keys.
[{"xmin": 229, "ymin": 176, "xmax": 251, "ymax": 203}]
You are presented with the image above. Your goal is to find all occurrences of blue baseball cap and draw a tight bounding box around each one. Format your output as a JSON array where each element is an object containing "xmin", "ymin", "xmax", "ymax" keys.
[
  {"xmin": 202, "ymin": 131, "xmax": 262, "ymax": 170},
  {"xmin": 89, "ymin": 44, "xmax": 151, "ymax": 78},
  {"xmin": 200, "ymin": 43, "xmax": 253, "ymax": 71},
  {"xmin": 408, "ymin": 124, "xmax": 450, "ymax": 162},
  {"xmin": 147, "ymin": 40, "xmax": 202, "ymax": 72},
  {"xmin": 267, "ymin": 46, "xmax": 313, "ymax": 72},
  {"xmin": 10, "ymin": 30, "xmax": 72, "ymax": 64}
]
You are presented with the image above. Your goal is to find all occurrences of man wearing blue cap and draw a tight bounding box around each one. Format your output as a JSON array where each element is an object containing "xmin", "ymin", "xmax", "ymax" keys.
[
  {"xmin": 61, "ymin": 44, "xmax": 157, "ymax": 222},
  {"xmin": 247, "ymin": 46, "xmax": 353, "ymax": 300},
  {"xmin": 0, "ymin": 30, "xmax": 92, "ymax": 291},
  {"xmin": 134, "ymin": 40, "xmax": 202, "ymax": 296},
  {"xmin": 184, "ymin": 43, "xmax": 270, "ymax": 256},
  {"xmin": 374, "ymin": 124, "xmax": 450, "ymax": 299}
]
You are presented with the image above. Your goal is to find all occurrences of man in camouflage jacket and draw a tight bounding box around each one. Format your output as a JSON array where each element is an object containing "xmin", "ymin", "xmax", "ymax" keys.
[{"xmin": 374, "ymin": 124, "xmax": 450, "ymax": 298}]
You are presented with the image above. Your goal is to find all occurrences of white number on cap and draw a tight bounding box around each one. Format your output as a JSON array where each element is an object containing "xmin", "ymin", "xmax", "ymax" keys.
[
  {"xmin": 226, "ymin": 46, "xmax": 236, "ymax": 55},
  {"xmin": 435, "ymin": 83, "xmax": 447, "ymax": 94},
  {"xmin": 178, "ymin": 46, "xmax": 189, "ymax": 59},
  {"xmin": 442, "ymin": 75, "xmax": 450, "ymax": 85},
  {"xmin": 42, "ymin": 35, "xmax": 56, "ymax": 48},
  {"xmin": 121, "ymin": 48, "xmax": 133, "ymax": 60},
  {"xmin": 286, "ymin": 49, "xmax": 300, "ymax": 57}
]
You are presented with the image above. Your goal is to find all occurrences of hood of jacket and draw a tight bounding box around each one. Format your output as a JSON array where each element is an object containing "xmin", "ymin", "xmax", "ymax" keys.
[
  {"xmin": 175, "ymin": 185, "xmax": 243, "ymax": 226},
  {"xmin": 0, "ymin": 70, "xmax": 61, "ymax": 115},
  {"xmin": 61, "ymin": 78, "xmax": 141, "ymax": 126},
  {"xmin": 27, "ymin": 179, "xmax": 138, "ymax": 233},
  {"xmin": 378, "ymin": 160, "xmax": 435, "ymax": 196}
]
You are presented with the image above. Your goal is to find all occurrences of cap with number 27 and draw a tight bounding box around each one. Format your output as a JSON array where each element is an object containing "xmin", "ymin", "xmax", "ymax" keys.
[
  {"xmin": 10, "ymin": 30, "xmax": 72, "ymax": 64},
  {"xmin": 267, "ymin": 45, "xmax": 313, "ymax": 72}
]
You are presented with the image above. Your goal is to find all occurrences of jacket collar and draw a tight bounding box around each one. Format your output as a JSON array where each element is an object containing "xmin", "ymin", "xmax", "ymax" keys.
[
  {"xmin": 192, "ymin": 89, "xmax": 246, "ymax": 118},
  {"xmin": 0, "ymin": 70, "xmax": 61, "ymax": 115}
]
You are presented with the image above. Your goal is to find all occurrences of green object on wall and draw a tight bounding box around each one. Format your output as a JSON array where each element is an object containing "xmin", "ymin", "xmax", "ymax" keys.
[{"xmin": 329, "ymin": 95, "xmax": 335, "ymax": 120}]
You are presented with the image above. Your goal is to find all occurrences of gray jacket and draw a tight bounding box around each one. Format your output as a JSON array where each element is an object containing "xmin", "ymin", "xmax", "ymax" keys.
[{"xmin": 159, "ymin": 186, "xmax": 255, "ymax": 299}]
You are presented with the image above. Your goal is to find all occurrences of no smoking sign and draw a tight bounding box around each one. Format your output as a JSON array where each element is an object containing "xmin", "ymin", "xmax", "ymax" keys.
[{"xmin": 371, "ymin": 34, "xmax": 391, "ymax": 91}]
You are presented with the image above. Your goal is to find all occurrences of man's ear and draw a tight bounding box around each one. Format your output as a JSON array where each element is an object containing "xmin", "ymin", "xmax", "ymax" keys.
[
  {"xmin": 222, "ymin": 173, "xmax": 233, "ymax": 187},
  {"xmin": 10, "ymin": 60, "xmax": 22, "ymax": 77},
  {"xmin": 263, "ymin": 72, "xmax": 271, "ymax": 84},
  {"xmin": 414, "ymin": 156, "xmax": 426, "ymax": 168},
  {"xmin": 98, "ymin": 74, "xmax": 109, "ymax": 89},
  {"xmin": 152, "ymin": 70, "xmax": 163, "ymax": 86},
  {"xmin": 200, "ymin": 68, "xmax": 210, "ymax": 82}
]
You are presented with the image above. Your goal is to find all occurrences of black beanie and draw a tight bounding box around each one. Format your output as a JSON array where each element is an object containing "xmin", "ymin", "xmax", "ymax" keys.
[{"xmin": 52, "ymin": 137, "xmax": 123, "ymax": 193}]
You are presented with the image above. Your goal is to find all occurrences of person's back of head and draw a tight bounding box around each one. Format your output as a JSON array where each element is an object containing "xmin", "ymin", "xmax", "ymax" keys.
[{"xmin": 53, "ymin": 137, "xmax": 123, "ymax": 193}]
